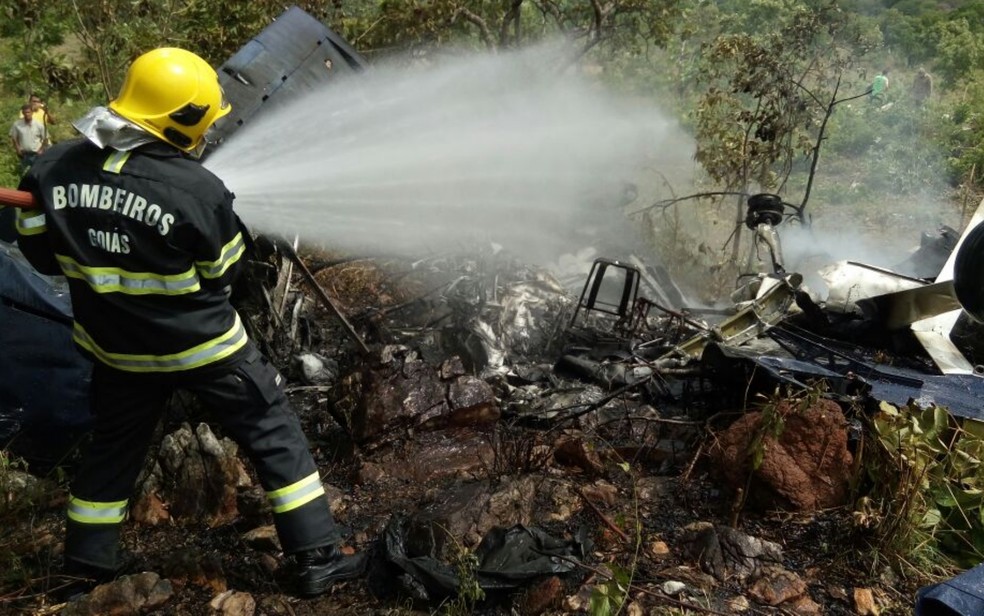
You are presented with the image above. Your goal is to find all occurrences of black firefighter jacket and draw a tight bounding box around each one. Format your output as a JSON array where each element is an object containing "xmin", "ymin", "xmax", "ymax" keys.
[{"xmin": 16, "ymin": 138, "xmax": 250, "ymax": 374}]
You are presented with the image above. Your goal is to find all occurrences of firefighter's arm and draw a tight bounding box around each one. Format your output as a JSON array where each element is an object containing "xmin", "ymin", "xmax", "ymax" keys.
[
  {"xmin": 193, "ymin": 190, "xmax": 246, "ymax": 291},
  {"xmin": 14, "ymin": 178, "xmax": 60, "ymax": 275}
]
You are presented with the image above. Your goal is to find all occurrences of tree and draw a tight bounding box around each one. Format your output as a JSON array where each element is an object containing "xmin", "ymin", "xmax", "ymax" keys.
[
  {"xmin": 690, "ymin": 0, "xmax": 879, "ymax": 244},
  {"xmin": 932, "ymin": 18, "xmax": 984, "ymax": 87},
  {"xmin": 0, "ymin": 1, "xmax": 73, "ymax": 99},
  {"xmin": 328, "ymin": 0, "xmax": 684, "ymax": 64}
]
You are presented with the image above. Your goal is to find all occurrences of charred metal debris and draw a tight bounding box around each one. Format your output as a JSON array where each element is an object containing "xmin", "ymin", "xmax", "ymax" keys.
[{"xmin": 237, "ymin": 194, "xmax": 984, "ymax": 443}]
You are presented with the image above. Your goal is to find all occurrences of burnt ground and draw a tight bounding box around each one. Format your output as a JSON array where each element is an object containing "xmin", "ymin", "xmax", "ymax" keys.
[{"xmin": 0, "ymin": 244, "xmax": 923, "ymax": 615}]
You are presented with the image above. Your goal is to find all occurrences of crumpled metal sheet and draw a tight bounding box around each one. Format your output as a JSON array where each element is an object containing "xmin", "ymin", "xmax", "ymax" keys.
[
  {"xmin": 710, "ymin": 325, "xmax": 984, "ymax": 421},
  {"xmin": 498, "ymin": 276, "xmax": 573, "ymax": 362},
  {"xmin": 657, "ymin": 273, "xmax": 801, "ymax": 367},
  {"xmin": 819, "ymin": 260, "xmax": 924, "ymax": 315}
]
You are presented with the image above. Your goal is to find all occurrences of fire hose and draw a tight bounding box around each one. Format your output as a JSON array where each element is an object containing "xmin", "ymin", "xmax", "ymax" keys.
[{"xmin": 0, "ymin": 187, "xmax": 37, "ymax": 209}]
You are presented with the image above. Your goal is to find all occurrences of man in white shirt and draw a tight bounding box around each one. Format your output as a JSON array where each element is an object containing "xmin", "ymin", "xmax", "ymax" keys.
[{"xmin": 9, "ymin": 103, "xmax": 48, "ymax": 173}]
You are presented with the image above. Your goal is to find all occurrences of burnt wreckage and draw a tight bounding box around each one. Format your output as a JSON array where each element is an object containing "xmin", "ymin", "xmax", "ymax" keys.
[{"xmin": 565, "ymin": 193, "xmax": 984, "ymax": 421}]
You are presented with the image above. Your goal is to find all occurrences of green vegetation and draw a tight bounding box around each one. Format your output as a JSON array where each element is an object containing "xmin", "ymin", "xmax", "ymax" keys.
[
  {"xmin": 2, "ymin": 1, "xmax": 984, "ymax": 201},
  {"xmin": 861, "ymin": 401, "xmax": 984, "ymax": 572},
  {"xmin": 0, "ymin": 450, "xmax": 61, "ymax": 591}
]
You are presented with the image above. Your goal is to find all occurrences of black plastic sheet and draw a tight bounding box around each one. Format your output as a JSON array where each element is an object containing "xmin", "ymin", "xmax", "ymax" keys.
[{"xmin": 368, "ymin": 514, "xmax": 590, "ymax": 603}]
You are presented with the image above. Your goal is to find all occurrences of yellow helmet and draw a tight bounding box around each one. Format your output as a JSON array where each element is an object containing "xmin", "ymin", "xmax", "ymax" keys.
[{"xmin": 109, "ymin": 48, "xmax": 231, "ymax": 153}]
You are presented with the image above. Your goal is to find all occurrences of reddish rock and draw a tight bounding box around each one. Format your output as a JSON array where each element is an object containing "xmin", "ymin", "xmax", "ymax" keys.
[
  {"xmin": 373, "ymin": 429, "xmax": 494, "ymax": 484},
  {"xmin": 553, "ymin": 435, "xmax": 605, "ymax": 475},
  {"xmin": 709, "ymin": 398, "xmax": 853, "ymax": 511},
  {"xmin": 516, "ymin": 576, "xmax": 563, "ymax": 615},
  {"xmin": 62, "ymin": 572, "xmax": 172, "ymax": 615},
  {"xmin": 748, "ymin": 565, "xmax": 808, "ymax": 605}
]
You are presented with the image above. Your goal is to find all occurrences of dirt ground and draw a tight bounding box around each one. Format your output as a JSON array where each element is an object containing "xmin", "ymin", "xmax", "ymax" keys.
[{"xmin": 1, "ymin": 244, "xmax": 932, "ymax": 616}]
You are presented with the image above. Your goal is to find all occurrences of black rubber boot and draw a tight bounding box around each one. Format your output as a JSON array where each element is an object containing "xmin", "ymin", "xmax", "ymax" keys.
[{"xmin": 294, "ymin": 545, "xmax": 367, "ymax": 598}]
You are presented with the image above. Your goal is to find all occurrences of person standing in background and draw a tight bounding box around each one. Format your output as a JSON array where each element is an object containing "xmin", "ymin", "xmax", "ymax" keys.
[
  {"xmin": 870, "ymin": 68, "xmax": 889, "ymax": 104},
  {"xmin": 9, "ymin": 103, "xmax": 48, "ymax": 173},
  {"xmin": 25, "ymin": 94, "xmax": 57, "ymax": 126},
  {"xmin": 912, "ymin": 68, "xmax": 933, "ymax": 106}
]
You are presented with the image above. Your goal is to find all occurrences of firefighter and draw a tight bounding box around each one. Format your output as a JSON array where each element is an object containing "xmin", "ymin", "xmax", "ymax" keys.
[{"xmin": 15, "ymin": 48, "xmax": 364, "ymax": 598}]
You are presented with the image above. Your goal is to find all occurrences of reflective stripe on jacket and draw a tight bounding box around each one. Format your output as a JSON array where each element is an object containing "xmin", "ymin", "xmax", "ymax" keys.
[{"xmin": 16, "ymin": 139, "xmax": 251, "ymax": 373}]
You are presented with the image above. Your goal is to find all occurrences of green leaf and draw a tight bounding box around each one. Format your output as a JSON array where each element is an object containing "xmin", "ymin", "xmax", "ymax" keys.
[{"xmin": 589, "ymin": 588, "xmax": 612, "ymax": 616}]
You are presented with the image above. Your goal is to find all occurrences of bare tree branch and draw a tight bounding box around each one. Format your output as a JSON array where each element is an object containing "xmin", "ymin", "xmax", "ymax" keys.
[{"xmin": 452, "ymin": 7, "xmax": 496, "ymax": 50}]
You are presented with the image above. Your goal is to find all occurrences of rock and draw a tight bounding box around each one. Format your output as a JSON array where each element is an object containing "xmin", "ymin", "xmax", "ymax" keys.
[
  {"xmin": 827, "ymin": 584, "xmax": 848, "ymax": 600},
  {"xmin": 563, "ymin": 581, "xmax": 595, "ymax": 612},
  {"xmin": 649, "ymin": 539, "xmax": 671, "ymax": 559},
  {"xmin": 553, "ymin": 434, "xmax": 605, "ymax": 475},
  {"xmin": 727, "ymin": 595, "xmax": 751, "ymax": 612},
  {"xmin": 160, "ymin": 548, "xmax": 227, "ymax": 593},
  {"xmin": 515, "ymin": 576, "xmax": 563, "ymax": 615},
  {"xmin": 371, "ymin": 428, "xmax": 494, "ymax": 484},
  {"xmin": 258, "ymin": 553, "xmax": 280, "ymax": 575},
  {"xmin": 624, "ymin": 601, "xmax": 644, "ymax": 616},
  {"xmin": 580, "ymin": 480, "xmax": 618, "ymax": 507},
  {"xmin": 748, "ymin": 565, "xmax": 807, "ymax": 606},
  {"xmin": 439, "ymin": 356, "xmax": 466, "ymax": 379},
  {"xmin": 324, "ymin": 483, "xmax": 347, "ymax": 515},
  {"xmin": 662, "ymin": 580, "xmax": 686, "ymax": 596},
  {"xmin": 61, "ymin": 572, "xmax": 172, "ymax": 615},
  {"xmin": 447, "ymin": 376, "xmax": 499, "ymax": 427},
  {"xmin": 680, "ymin": 522, "xmax": 783, "ymax": 583},
  {"xmin": 787, "ymin": 595, "xmax": 823, "ymax": 615},
  {"xmin": 209, "ymin": 590, "xmax": 256, "ymax": 616},
  {"xmin": 403, "ymin": 476, "xmax": 539, "ymax": 556},
  {"xmin": 353, "ymin": 461, "xmax": 387, "ymax": 485},
  {"xmin": 537, "ymin": 478, "xmax": 582, "ymax": 523},
  {"xmin": 255, "ymin": 594, "xmax": 297, "ymax": 614},
  {"xmin": 709, "ymin": 398, "xmax": 853, "ymax": 511},
  {"xmin": 130, "ymin": 489, "xmax": 170, "ymax": 526},
  {"xmin": 853, "ymin": 587, "xmax": 880, "ymax": 615},
  {"xmin": 132, "ymin": 423, "xmax": 248, "ymax": 528},
  {"xmin": 242, "ymin": 525, "xmax": 281, "ymax": 552},
  {"xmin": 332, "ymin": 353, "xmax": 450, "ymax": 443},
  {"xmin": 635, "ymin": 476, "xmax": 673, "ymax": 502}
]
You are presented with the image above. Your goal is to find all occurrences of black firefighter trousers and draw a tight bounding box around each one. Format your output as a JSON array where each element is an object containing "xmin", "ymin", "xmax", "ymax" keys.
[{"xmin": 65, "ymin": 343, "xmax": 339, "ymax": 570}]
